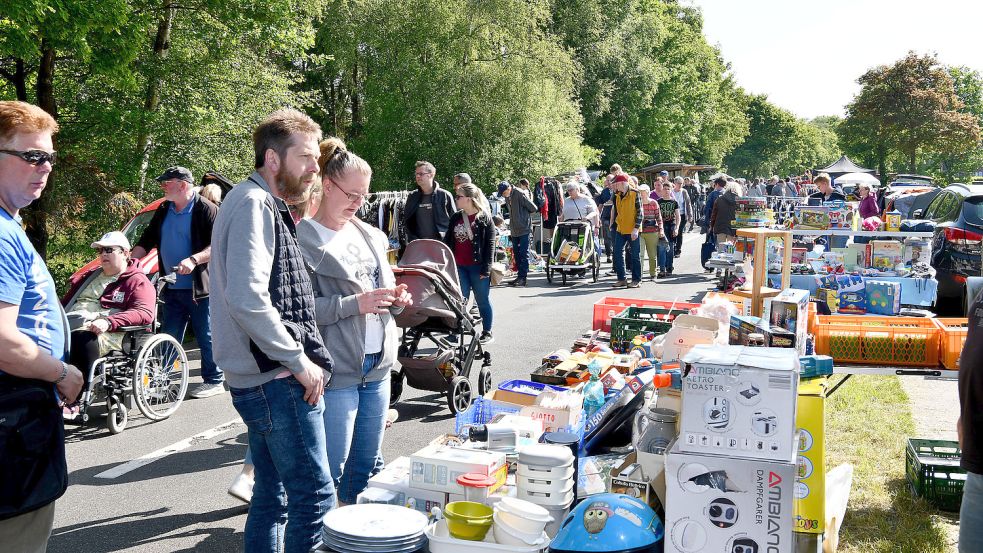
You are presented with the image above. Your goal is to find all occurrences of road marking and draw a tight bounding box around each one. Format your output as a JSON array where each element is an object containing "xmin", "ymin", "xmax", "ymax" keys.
[{"xmin": 94, "ymin": 418, "xmax": 243, "ymax": 479}]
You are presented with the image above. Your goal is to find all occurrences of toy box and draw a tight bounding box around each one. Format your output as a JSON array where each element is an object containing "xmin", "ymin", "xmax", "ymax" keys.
[
  {"xmin": 843, "ymin": 243, "xmax": 867, "ymax": 270},
  {"xmin": 410, "ymin": 444, "xmax": 507, "ymax": 495},
  {"xmin": 763, "ymin": 288, "xmax": 810, "ymax": 355},
  {"xmin": 728, "ymin": 315, "xmax": 763, "ymax": 346},
  {"xmin": 904, "ymin": 238, "xmax": 931, "ymax": 266},
  {"xmin": 795, "ymin": 206, "xmax": 830, "ymax": 230},
  {"xmin": 665, "ymin": 440, "xmax": 796, "ymax": 553},
  {"xmin": 794, "ymin": 380, "xmax": 828, "ymax": 535},
  {"xmin": 871, "ymin": 240, "xmax": 904, "ymax": 271},
  {"xmin": 825, "ymin": 200, "xmax": 851, "ymax": 229},
  {"xmin": 836, "ymin": 275, "xmax": 866, "ymax": 315},
  {"xmin": 680, "ymin": 345, "xmax": 800, "ymax": 462},
  {"xmin": 866, "ymin": 279, "xmax": 902, "ymax": 315}
]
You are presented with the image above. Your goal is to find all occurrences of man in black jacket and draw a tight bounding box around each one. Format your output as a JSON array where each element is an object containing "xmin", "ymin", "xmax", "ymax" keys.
[
  {"xmin": 132, "ymin": 166, "xmax": 222, "ymax": 398},
  {"xmin": 403, "ymin": 161, "xmax": 454, "ymax": 242}
]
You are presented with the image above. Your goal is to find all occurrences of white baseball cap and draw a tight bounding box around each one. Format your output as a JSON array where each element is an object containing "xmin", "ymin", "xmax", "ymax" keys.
[{"xmin": 91, "ymin": 231, "xmax": 131, "ymax": 250}]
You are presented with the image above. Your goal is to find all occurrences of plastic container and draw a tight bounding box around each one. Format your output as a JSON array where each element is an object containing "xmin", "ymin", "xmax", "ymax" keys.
[
  {"xmin": 493, "ymin": 498, "xmax": 552, "ymax": 535},
  {"xmin": 813, "ymin": 315, "xmax": 942, "ymax": 367},
  {"xmin": 444, "ymin": 501, "xmax": 494, "ymax": 541},
  {"xmin": 455, "ymin": 397, "xmax": 521, "ymax": 436},
  {"xmin": 516, "ymin": 482, "xmax": 575, "ymax": 506},
  {"xmin": 458, "ymin": 473, "xmax": 499, "ymax": 504},
  {"xmin": 543, "ymin": 503, "xmax": 571, "ymax": 538},
  {"xmin": 609, "ymin": 306, "xmax": 680, "ymax": 348},
  {"xmin": 592, "ymin": 297, "xmax": 698, "ymax": 332},
  {"xmin": 517, "ymin": 444, "xmax": 574, "ymax": 468},
  {"xmin": 517, "ymin": 473, "xmax": 573, "ymax": 494},
  {"xmin": 426, "ymin": 519, "xmax": 549, "ymax": 553},
  {"xmin": 906, "ymin": 438, "xmax": 966, "ymax": 512},
  {"xmin": 517, "ymin": 464, "xmax": 574, "ymax": 481},
  {"xmin": 935, "ymin": 317, "xmax": 969, "ymax": 369},
  {"xmin": 492, "ymin": 513, "xmax": 546, "ymax": 546}
]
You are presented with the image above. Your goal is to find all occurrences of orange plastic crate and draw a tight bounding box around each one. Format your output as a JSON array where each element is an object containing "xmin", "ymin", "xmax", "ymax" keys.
[
  {"xmin": 935, "ymin": 318, "xmax": 969, "ymax": 370},
  {"xmin": 591, "ymin": 297, "xmax": 698, "ymax": 332},
  {"xmin": 813, "ymin": 315, "xmax": 941, "ymax": 367}
]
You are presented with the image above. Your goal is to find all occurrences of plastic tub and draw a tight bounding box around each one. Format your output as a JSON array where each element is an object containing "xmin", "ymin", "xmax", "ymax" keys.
[
  {"xmin": 493, "ymin": 513, "xmax": 545, "ymax": 546},
  {"xmin": 517, "ymin": 473, "xmax": 574, "ymax": 494},
  {"xmin": 516, "ymin": 464, "xmax": 574, "ymax": 482},
  {"xmin": 493, "ymin": 504, "xmax": 552, "ymax": 536},
  {"xmin": 444, "ymin": 501, "xmax": 494, "ymax": 541},
  {"xmin": 543, "ymin": 502, "xmax": 571, "ymax": 538},
  {"xmin": 516, "ymin": 483, "xmax": 575, "ymax": 506},
  {"xmin": 426, "ymin": 520, "xmax": 549, "ymax": 553}
]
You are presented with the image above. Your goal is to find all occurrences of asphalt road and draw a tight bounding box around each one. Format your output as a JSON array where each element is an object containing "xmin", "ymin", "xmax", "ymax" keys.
[{"xmin": 51, "ymin": 231, "xmax": 713, "ymax": 553}]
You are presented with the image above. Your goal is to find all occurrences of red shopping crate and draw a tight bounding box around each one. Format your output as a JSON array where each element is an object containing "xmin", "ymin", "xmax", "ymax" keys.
[{"xmin": 591, "ymin": 296, "xmax": 698, "ymax": 332}]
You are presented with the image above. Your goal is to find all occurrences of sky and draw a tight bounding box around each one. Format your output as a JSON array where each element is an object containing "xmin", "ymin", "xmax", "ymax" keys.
[{"xmin": 691, "ymin": 0, "xmax": 983, "ymax": 120}]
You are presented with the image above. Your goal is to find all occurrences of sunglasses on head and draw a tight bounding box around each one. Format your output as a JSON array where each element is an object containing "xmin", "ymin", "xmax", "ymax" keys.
[{"xmin": 0, "ymin": 149, "xmax": 57, "ymax": 166}]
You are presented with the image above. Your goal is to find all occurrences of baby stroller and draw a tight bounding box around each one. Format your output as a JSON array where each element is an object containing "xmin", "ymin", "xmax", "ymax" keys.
[
  {"xmin": 545, "ymin": 220, "xmax": 599, "ymax": 285},
  {"xmin": 391, "ymin": 240, "xmax": 492, "ymax": 415}
]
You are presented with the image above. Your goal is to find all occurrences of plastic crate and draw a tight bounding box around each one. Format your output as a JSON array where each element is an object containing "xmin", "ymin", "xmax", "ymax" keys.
[
  {"xmin": 592, "ymin": 297, "xmax": 697, "ymax": 332},
  {"xmin": 905, "ymin": 438, "xmax": 965, "ymax": 512},
  {"xmin": 813, "ymin": 315, "xmax": 941, "ymax": 367},
  {"xmin": 454, "ymin": 396, "xmax": 521, "ymax": 436},
  {"xmin": 609, "ymin": 305, "xmax": 687, "ymax": 348},
  {"xmin": 935, "ymin": 318, "xmax": 969, "ymax": 370}
]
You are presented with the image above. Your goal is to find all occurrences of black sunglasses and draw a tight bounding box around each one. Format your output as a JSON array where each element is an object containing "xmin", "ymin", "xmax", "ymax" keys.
[
  {"xmin": 98, "ymin": 247, "xmax": 120, "ymax": 254},
  {"xmin": 0, "ymin": 149, "xmax": 57, "ymax": 166}
]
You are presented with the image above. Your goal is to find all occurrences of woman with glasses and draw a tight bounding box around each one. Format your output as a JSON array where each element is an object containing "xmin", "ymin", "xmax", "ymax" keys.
[
  {"xmin": 297, "ymin": 137, "xmax": 413, "ymax": 505},
  {"xmin": 60, "ymin": 231, "xmax": 155, "ymax": 418},
  {"xmin": 444, "ymin": 183, "xmax": 496, "ymax": 344}
]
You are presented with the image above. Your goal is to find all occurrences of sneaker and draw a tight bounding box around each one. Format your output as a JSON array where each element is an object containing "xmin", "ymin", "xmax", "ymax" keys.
[
  {"xmin": 657, "ymin": 272, "xmax": 666, "ymax": 279},
  {"xmin": 628, "ymin": 281, "xmax": 641, "ymax": 288},
  {"xmin": 666, "ymin": 269, "xmax": 674, "ymax": 275},
  {"xmin": 515, "ymin": 278, "xmax": 527, "ymax": 287},
  {"xmin": 479, "ymin": 330, "xmax": 495, "ymax": 345},
  {"xmin": 190, "ymin": 382, "xmax": 227, "ymax": 399},
  {"xmin": 62, "ymin": 403, "xmax": 80, "ymax": 421},
  {"xmin": 507, "ymin": 279, "xmax": 520, "ymax": 287},
  {"xmin": 611, "ymin": 280, "xmax": 628, "ymax": 288},
  {"xmin": 228, "ymin": 472, "xmax": 254, "ymax": 504}
]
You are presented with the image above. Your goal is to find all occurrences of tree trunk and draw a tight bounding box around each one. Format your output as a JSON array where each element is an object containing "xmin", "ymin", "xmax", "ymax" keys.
[
  {"xmin": 13, "ymin": 59, "xmax": 28, "ymax": 101},
  {"xmin": 136, "ymin": 1, "xmax": 176, "ymax": 191},
  {"xmin": 350, "ymin": 60, "xmax": 361, "ymax": 138},
  {"xmin": 22, "ymin": 43, "xmax": 58, "ymax": 259},
  {"xmin": 908, "ymin": 150, "xmax": 917, "ymax": 174},
  {"xmin": 877, "ymin": 144, "xmax": 887, "ymax": 185}
]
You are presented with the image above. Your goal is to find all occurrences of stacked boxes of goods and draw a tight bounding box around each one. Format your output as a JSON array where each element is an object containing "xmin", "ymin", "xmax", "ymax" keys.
[
  {"xmin": 664, "ymin": 345, "xmax": 799, "ymax": 553},
  {"xmin": 733, "ymin": 197, "xmax": 775, "ymax": 229}
]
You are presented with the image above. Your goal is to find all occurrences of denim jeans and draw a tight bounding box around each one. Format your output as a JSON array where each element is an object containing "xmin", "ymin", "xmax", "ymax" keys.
[
  {"xmin": 513, "ymin": 233, "xmax": 530, "ymax": 279},
  {"xmin": 613, "ymin": 232, "xmax": 641, "ymax": 282},
  {"xmin": 230, "ymin": 377, "xmax": 335, "ymax": 553},
  {"xmin": 658, "ymin": 238, "xmax": 674, "ymax": 272},
  {"xmin": 960, "ymin": 471, "xmax": 983, "ymax": 552},
  {"xmin": 457, "ymin": 264, "xmax": 493, "ymax": 332},
  {"xmin": 323, "ymin": 353, "xmax": 390, "ymax": 505},
  {"xmin": 160, "ymin": 288, "xmax": 222, "ymax": 384}
]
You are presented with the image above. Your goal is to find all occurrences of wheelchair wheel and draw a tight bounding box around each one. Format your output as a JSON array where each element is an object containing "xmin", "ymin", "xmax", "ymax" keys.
[
  {"xmin": 133, "ymin": 333, "xmax": 189, "ymax": 421},
  {"xmin": 107, "ymin": 397, "xmax": 128, "ymax": 434}
]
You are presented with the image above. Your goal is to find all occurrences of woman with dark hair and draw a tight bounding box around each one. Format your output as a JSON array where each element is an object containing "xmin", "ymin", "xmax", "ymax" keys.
[{"xmin": 444, "ymin": 183, "xmax": 496, "ymax": 344}]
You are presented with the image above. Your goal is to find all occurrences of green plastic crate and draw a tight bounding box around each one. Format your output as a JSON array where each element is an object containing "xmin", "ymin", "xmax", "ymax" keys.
[
  {"xmin": 905, "ymin": 438, "xmax": 966, "ymax": 512},
  {"xmin": 609, "ymin": 306, "xmax": 684, "ymax": 350}
]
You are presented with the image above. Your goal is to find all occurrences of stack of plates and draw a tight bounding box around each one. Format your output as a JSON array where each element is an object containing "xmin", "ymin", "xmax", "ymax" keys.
[{"xmin": 320, "ymin": 504, "xmax": 428, "ymax": 553}]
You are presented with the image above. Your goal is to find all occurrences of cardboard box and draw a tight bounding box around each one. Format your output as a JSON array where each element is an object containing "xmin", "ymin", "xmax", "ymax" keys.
[
  {"xmin": 680, "ymin": 345, "xmax": 799, "ymax": 462},
  {"xmin": 799, "ymin": 355, "xmax": 833, "ymax": 380},
  {"xmin": 865, "ymin": 279, "xmax": 901, "ymax": 316},
  {"xmin": 663, "ymin": 315, "xmax": 720, "ymax": 363},
  {"xmin": 795, "ymin": 380, "xmax": 827, "ymax": 534},
  {"xmin": 409, "ymin": 445, "xmax": 507, "ymax": 495},
  {"xmin": 763, "ymin": 289, "xmax": 810, "ymax": 355},
  {"xmin": 665, "ymin": 441, "xmax": 796, "ymax": 553},
  {"xmin": 364, "ymin": 456, "xmax": 449, "ymax": 515},
  {"xmin": 610, "ymin": 452, "xmax": 659, "ymax": 509},
  {"xmin": 871, "ymin": 240, "xmax": 903, "ymax": 270},
  {"xmin": 728, "ymin": 315, "xmax": 763, "ymax": 346}
]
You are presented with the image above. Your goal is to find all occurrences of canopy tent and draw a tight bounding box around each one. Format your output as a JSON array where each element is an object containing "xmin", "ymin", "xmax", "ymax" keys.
[
  {"xmin": 834, "ymin": 172, "xmax": 880, "ymax": 186},
  {"xmin": 633, "ymin": 163, "xmax": 717, "ymax": 184},
  {"xmin": 814, "ymin": 156, "xmax": 875, "ymax": 180}
]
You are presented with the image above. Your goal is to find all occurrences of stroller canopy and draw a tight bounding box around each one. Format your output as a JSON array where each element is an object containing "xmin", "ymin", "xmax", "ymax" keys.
[{"xmin": 394, "ymin": 239, "xmax": 464, "ymax": 328}]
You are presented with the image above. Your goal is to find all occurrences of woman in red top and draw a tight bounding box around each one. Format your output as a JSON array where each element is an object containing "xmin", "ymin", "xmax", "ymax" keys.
[{"xmin": 443, "ymin": 183, "xmax": 496, "ymax": 344}]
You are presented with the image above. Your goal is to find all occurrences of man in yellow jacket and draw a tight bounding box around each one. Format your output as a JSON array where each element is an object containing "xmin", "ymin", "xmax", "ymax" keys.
[{"xmin": 609, "ymin": 174, "xmax": 643, "ymax": 288}]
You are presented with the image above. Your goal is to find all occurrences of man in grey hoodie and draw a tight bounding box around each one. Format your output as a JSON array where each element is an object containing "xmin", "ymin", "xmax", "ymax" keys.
[
  {"xmin": 500, "ymin": 179, "xmax": 538, "ymax": 287},
  {"xmin": 210, "ymin": 108, "xmax": 336, "ymax": 553}
]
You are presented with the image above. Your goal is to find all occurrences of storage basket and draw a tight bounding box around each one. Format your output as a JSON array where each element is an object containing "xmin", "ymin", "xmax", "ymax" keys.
[
  {"xmin": 935, "ymin": 318, "xmax": 969, "ymax": 370},
  {"xmin": 812, "ymin": 315, "xmax": 941, "ymax": 367},
  {"xmin": 591, "ymin": 297, "xmax": 697, "ymax": 332},
  {"xmin": 905, "ymin": 438, "xmax": 965, "ymax": 512},
  {"xmin": 608, "ymin": 306, "xmax": 687, "ymax": 349}
]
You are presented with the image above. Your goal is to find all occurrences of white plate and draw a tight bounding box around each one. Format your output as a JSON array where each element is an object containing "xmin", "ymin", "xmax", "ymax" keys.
[{"xmin": 322, "ymin": 504, "xmax": 429, "ymax": 540}]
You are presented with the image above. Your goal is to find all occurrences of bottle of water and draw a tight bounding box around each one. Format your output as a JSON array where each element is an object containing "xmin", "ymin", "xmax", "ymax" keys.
[{"xmin": 583, "ymin": 360, "xmax": 606, "ymax": 417}]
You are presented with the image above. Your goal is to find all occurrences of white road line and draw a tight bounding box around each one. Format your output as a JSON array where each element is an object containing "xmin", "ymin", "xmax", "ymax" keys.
[{"xmin": 94, "ymin": 418, "xmax": 243, "ymax": 479}]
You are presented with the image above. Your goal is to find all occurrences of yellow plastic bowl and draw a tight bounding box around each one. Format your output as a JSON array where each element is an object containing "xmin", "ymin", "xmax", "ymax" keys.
[{"xmin": 443, "ymin": 501, "xmax": 494, "ymax": 541}]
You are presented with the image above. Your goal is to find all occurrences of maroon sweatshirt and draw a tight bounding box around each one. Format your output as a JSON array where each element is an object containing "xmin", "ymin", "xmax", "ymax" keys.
[{"xmin": 62, "ymin": 260, "xmax": 155, "ymax": 331}]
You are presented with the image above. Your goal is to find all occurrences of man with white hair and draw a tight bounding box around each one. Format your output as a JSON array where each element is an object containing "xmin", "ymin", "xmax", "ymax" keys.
[{"xmin": 671, "ymin": 177, "xmax": 693, "ymax": 258}]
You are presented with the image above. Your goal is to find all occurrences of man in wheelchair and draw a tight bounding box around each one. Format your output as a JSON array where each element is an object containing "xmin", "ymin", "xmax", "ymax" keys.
[{"xmin": 61, "ymin": 231, "xmax": 154, "ymax": 419}]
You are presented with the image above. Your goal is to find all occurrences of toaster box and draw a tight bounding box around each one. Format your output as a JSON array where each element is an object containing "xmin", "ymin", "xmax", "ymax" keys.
[
  {"xmin": 665, "ymin": 441, "xmax": 796, "ymax": 553},
  {"xmin": 409, "ymin": 444, "xmax": 507, "ymax": 495},
  {"xmin": 680, "ymin": 345, "xmax": 799, "ymax": 462},
  {"xmin": 363, "ymin": 456, "xmax": 448, "ymax": 515}
]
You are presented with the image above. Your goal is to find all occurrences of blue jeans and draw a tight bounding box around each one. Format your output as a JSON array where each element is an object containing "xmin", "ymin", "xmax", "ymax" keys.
[
  {"xmin": 323, "ymin": 353, "xmax": 390, "ymax": 505},
  {"xmin": 457, "ymin": 265, "xmax": 493, "ymax": 332},
  {"xmin": 230, "ymin": 377, "xmax": 335, "ymax": 553},
  {"xmin": 613, "ymin": 232, "xmax": 641, "ymax": 282},
  {"xmin": 658, "ymin": 236, "xmax": 675, "ymax": 272},
  {"xmin": 513, "ymin": 233, "xmax": 530, "ymax": 279},
  {"xmin": 161, "ymin": 288, "xmax": 222, "ymax": 384},
  {"xmin": 961, "ymin": 471, "xmax": 983, "ymax": 552}
]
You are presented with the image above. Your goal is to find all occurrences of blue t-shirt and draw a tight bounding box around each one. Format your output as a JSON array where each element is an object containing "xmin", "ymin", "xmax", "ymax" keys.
[
  {"xmin": 0, "ymin": 209, "xmax": 66, "ymax": 362},
  {"xmin": 160, "ymin": 197, "xmax": 195, "ymax": 289}
]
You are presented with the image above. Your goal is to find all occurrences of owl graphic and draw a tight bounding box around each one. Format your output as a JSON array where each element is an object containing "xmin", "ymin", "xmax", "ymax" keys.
[{"xmin": 583, "ymin": 502, "xmax": 614, "ymax": 535}]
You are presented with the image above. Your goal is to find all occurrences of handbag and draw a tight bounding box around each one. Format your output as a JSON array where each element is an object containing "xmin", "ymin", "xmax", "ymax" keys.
[{"xmin": 490, "ymin": 263, "xmax": 505, "ymax": 286}]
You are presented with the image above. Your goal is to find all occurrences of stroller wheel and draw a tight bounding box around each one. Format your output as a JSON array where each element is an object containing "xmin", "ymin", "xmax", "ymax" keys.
[
  {"xmin": 447, "ymin": 376, "xmax": 473, "ymax": 415},
  {"xmin": 477, "ymin": 366, "xmax": 493, "ymax": 396},
  {"xmin": 389, "ymin": 370, "xmax": 404, "ymax": 407}
]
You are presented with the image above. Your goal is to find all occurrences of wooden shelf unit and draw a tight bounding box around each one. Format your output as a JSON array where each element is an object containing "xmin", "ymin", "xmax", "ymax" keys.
[{"xmin": 734, "ymin": 228, "xmax": 793, "ymax": 317}]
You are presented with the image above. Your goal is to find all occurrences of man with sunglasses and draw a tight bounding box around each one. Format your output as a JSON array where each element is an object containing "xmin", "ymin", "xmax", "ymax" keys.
[
  {"xmin": 403, "ymin": 160, "xmax": 454, "ymax": 243},
  {"xmin": 0, "ymin": 100, "xmax": 82, "ymax": 552},
  {"xmin": 131, "ymin": 165, "xmax": 222, "ymax": 399}
]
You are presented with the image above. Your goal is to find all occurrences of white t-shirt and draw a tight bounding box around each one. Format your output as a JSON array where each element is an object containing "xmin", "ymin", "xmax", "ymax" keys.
[
  {"xmin": 310, "ymin": 220, "xmax": 385, "ymax": 354},
  {"xmin": 561, "ymin": 196, "xmax": 598, "ymax": 224}
]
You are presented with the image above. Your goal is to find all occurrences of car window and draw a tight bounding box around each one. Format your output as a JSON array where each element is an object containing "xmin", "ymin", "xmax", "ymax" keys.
[
  {"xmin": 924, "ymin": 192, "xmax": 948, "ymax": 220},
  {"xmin": 122, "ymin": 210, "xmax": 155, "ymax": 246},
  {"xmin": 939, "ymin": 193, "xmax": 963, "ymax": 222}
]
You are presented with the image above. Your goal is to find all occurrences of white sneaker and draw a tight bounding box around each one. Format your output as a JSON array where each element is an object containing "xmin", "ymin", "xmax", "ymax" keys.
[
  {"xmin": 228, "ymin": 472, "xmax": 254, "ymax": 504},
  {"xmin": 190, "ymin": 382, "xmax": 227, "ymax": 399}
]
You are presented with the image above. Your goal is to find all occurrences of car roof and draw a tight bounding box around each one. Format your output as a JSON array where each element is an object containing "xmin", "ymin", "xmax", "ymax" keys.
[{"xmin": 943, "ymin": 183, "xmax": 983, "ymax": 196}]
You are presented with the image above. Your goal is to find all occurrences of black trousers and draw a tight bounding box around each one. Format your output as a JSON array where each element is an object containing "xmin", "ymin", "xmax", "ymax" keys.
[
  {"xmin": 70, "ymin": 330, "xmax": 101, "ymax": 388},
  {"xmin": 675, "ymin": 214, "xmax": 688, "ymax": 253}
]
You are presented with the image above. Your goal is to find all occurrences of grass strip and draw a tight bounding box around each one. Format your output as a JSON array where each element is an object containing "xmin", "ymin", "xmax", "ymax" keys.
[{"xmin": 826, "ymin": 375, "xmax": 954, "ymax": 552}]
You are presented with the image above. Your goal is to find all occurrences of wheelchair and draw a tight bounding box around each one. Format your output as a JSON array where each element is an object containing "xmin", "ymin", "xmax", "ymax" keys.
[{"xmin": 71, "ymin": 274, "xmax": 189, "ymax": 434}]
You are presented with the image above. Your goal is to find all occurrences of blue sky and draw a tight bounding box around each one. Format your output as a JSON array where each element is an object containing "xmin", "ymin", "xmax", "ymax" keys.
[{"xmin": 690, "ymin": 0, "xmax": 983, "ymax": 120}]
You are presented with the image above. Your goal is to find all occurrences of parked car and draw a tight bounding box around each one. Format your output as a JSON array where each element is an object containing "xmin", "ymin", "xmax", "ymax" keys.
[{"xmin": 916, "ymin": 183, "xmax": 983, "ymax": 306}]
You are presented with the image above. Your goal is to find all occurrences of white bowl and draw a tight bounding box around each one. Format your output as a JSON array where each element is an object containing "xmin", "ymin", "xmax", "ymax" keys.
[
  {"xmin": 493, "ymin": 513, "xmax": 544, "ymax": 546},
  {"xmin": 495, "ymin": 497, "xmax": 552, "ymax": 522},
  {"xmin": 493, "ymin": 506, "xmax": 552, "ymax": 536}
]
